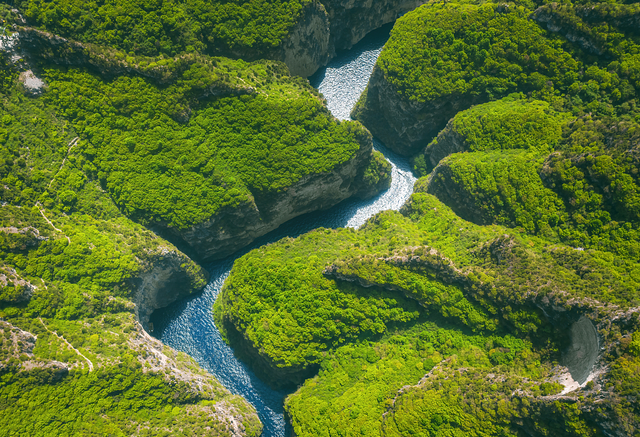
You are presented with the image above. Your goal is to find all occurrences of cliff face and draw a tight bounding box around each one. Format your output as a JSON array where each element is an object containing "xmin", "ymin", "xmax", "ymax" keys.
[
  {"xmin": 421, "ymin": 118, "xmax": 468, "ymax": 169},
  {"xmin": 282, "ymin": 0, "xmax": 425, "ymax": 76},
  {"xmin": 352, "ymin": 66, "xmax": 486, "ymax": 156},
  {"xmin": 131, "ymin": 247, "xmax": 208, "ymax": 329},
  {"xmin": 165, "ymin": 132, "xmax": 391, "ymax": 261}
]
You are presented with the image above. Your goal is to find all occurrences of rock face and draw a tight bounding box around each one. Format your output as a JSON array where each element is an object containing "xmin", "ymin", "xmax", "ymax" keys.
[
  {"xmin": 282, "ymin": 0, "xmax": 426, "ymax": 76},
  {"xmin": 165, "ymin": 133, "xmax": 391, "ymax": 262},
  {"xmin": 281, "ymin": 2, "xmax": 332, "ymax": 78},
  {"xmin": 352, "ymin": 66, "xmax": 486, "ymax": 156},
  {"xmin": 561, "ymin": 316, "xmax": 599, "ymax": 385},
  {"xmin": 131, "ymin": 248, "xmax": 208, "ymax": 329},
  {"xmin": 421, "ymin": 118, "xmax": 468, "ymax": 169}
]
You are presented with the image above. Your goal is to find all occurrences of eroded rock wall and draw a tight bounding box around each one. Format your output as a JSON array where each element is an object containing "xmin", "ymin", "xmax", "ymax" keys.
[
  {"xmin": 132, "ymin": 248, "xmax": 208, "ymax": 328},
  {"xmin": 282, "ymin": 0, "xmax": 425, "ymax": 76},
  {"xmin": 352, "ymin": 65, "xmax": 486, "ymax": 156}
]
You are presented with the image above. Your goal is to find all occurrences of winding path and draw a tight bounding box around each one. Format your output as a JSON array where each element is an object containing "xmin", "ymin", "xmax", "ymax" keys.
[{"xmin": 38, "ymin": 317, "xmax": 94, "ymax": 371}]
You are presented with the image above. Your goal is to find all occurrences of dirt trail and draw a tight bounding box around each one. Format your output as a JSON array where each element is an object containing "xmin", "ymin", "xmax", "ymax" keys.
[
  {"xmin": 36, "ymin": 204, "xmax": 71, "ymax": 244},
  {"xmin": 39, "ymin": 317, "xmax": 94, "ymax": 371}
]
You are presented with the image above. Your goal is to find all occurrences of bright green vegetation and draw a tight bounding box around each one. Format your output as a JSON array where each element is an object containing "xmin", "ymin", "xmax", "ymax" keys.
[
  {"xmin": 216, "ymin": 227, "xmax": 424, "ymax": 372},
  {"xmin": 219, "ymin": 189, "xmax": 640, "ymax": 372},
  {"xmin": 221, "ymin": 188, "xmax": 640, "ymax": 434},
  {"xmin": 413, "ymin": 95, "xmax": 570, "ymax": 173},
  {"xmin": 533, "ymin": 2, "xmax": 640, "ymax": 59},
  {"xmin": 418, "ymin": 97, "xmax": 640, "ymax": 260},
  {"xmin": 15, "ymin": 0, "xmax": 309, "ymax": 58},
  {"xmin": 40, "ymin": 56, "xmax": 369, "ymax": 230},
  {"xmin": 329, "ymin": 4, "xmax": 640, "ymax": 432},
  {"xmin": 0, "ymin": 62, "xmax": 261, "ymax": 435},
  {"xmin": 378, "ymin": 2, "xmax": 579, "ymax": 103},
  {"xmin": 445, "ymin": 96, "xmax": 569, "ymax": 153},
  {"xmin": 426, "ymin": 150, "xmax": 566, "ymax": 235},
  {"xmin": 287, "ymin": 325, "xmax": 590, "ymax": 437},
  {"xmin": 376, "ymin": 0, "xmax": 640, "ymax": 119}
]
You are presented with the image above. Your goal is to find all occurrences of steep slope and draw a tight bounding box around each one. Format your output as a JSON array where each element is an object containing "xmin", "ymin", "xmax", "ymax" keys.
[
  {"xmin": 352, "ymin": 0, "xmax": 640, "ymax": 156},
  {"xmin": 7, "ymin": 24, "xmax": 391, "ymax": 261}
]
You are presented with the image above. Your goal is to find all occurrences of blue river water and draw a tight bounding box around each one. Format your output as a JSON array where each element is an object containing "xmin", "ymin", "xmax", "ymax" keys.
[{"xmin": 150, "ymin": 24, "xmax": 416, "ymax": 437}]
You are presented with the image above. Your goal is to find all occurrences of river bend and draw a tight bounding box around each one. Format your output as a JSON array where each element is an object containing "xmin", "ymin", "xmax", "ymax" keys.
[{"xmin": 150, "ymin": 25, "xmax": 416, "ymax": 437}]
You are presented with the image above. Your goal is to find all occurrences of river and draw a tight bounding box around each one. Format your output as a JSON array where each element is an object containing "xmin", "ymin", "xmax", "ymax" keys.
[{"xmin": 149, "ymin": 24, "xmax": 417, "ymax": 437}]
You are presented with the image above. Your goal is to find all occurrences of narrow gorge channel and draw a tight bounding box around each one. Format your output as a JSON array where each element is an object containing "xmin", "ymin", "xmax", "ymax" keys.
[{"xmin": 149, "ymin": 25, "xmax": 417, "ymax": 437}]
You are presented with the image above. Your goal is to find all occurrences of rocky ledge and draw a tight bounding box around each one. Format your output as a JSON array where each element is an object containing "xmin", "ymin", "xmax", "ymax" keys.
[
  {"xmin": 352, "ymin": 65, "xmax": 486, "ymax": 156},
  {"xmin": 131, "ymin": 246, "xmax": 209, "ymax": 329}
]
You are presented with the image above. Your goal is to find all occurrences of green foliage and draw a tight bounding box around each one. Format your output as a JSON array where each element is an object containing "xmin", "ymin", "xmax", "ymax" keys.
[
  {"xmin": 0, "ymin": 72, "xmax": 239, "ymax": 435},
  {"xmin": 0, "ymin": 87, "xmax": 75, "ymax": 206},
  {"xmin": 43, "ymin": 60, "xmax": 368, "ymax": 229},
  {"xmin": 362, "ymin": 150, "xmax": 392, "ymax": 188},
  {"xmin": 450, "ymin": 95, "xmax": 569, "ymax": 154},
  {"xmin": 219, "ymin": 229, "xmax": 423, "ymax": 370},
  {"xmin": 428, "ymin": 150, "xmax": 566, "ymax": 235},
  {"xmin": 220, "ymin": 190, "xmax": 640, "ymax": 388},
  {"xmin": 0, "ymin": 364, "xmax": 230, "ymax": 436},
  {"xmin": 379, "ymin": 2, "xmax": 579, "ymax": 103},
  {"xmin": 286, "ymin": 319, "xmax": 590, "ymax": 437},
  {"xmin": 607, "ymin": 353, "xmax": 640, "ymax": 435},
  {"xmin": 415, "ymin": 95, "xmax": 571, "ymax": 175},
  {"xmin": 16, "ymin": 0, "xmax": 309, "ymax": 58},
  {"xmin": 370, "ymin": 0, "xmax": 640, "ymax": 127},
  {"xmin": 403, "ymin": 192, "xmax": 640, "ymax": 307},
  {"xmin": 417, "ymin": 97, "xmax": 640, "ymax": 260},
  {"xmin": 540, "ymin": 116, "xmax": 640, "ymax": 257}
]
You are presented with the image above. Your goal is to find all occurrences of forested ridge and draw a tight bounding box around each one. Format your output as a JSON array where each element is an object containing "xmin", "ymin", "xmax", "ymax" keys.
[
  {"xmin": 0, "ymin": 0, "xmax": 390, "ymax": 434},
  {"xmin": 14, "ymin": 0, "xmax": 310, "ymax": 58},
  {"xmin": 0, "ymin": 65, "xmax": 264, "ymax": 434}
]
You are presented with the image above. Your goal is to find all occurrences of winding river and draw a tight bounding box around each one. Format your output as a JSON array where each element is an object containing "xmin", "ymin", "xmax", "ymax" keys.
[{"xmin": 150, "ymin": 24, "xmax": 416, "ymax": 437}]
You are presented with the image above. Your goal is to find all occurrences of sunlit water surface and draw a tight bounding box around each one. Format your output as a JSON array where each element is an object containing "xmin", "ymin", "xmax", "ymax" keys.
[{"xmin": 151, "ymin": 24, "xmax": 417, "ymax": 437}]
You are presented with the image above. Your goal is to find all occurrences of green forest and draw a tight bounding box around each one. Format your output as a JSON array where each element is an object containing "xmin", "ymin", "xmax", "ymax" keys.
[
  {"xmin": 15, "ymin": 0, "xmax": 309, "ymax": 58},
  {"xmin": 0, "ymin": 69, "xmax": 263, "ymax": 434},
  {"xmin": 3, "ymin": 0, "xmax": 640, "ymax": 435}
]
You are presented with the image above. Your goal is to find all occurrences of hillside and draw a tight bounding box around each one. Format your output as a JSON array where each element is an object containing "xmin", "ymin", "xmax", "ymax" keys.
[
  {"xmin": 12, "ymin": 0, "xmax": 425, "ymax": 76},
  {"xmin": 0, "ymin": 3, "xmax": 394, "ymax": 434}
]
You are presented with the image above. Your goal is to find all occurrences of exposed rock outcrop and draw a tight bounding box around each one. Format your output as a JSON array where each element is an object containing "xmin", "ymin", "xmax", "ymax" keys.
[
  {"xmin": 282, "ymin": 0, "xmax": 426, "ymax": 76},
  {"xmin": 164, "ymin": 130, "xmax": 391, "ymax": 261},
  {"xmin": 352, "ymin": 65, "xmax": 486, "ymax": 156},
  {"xmin": 131, "ymin": 247, "xmax": 208, "ymax": 329},
  {"xmin": 561, "ymin": 316, "xmax": 599, "ymax": 385}
]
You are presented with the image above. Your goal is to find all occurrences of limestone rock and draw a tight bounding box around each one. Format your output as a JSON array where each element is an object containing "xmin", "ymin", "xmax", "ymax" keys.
[
  {"xmin": 282, "ymin": 0, "xmax": 425, "ymax": 77},
  {"xmin": 131, "ymin": 247, "xmax": 208, "ymax": 328}
]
